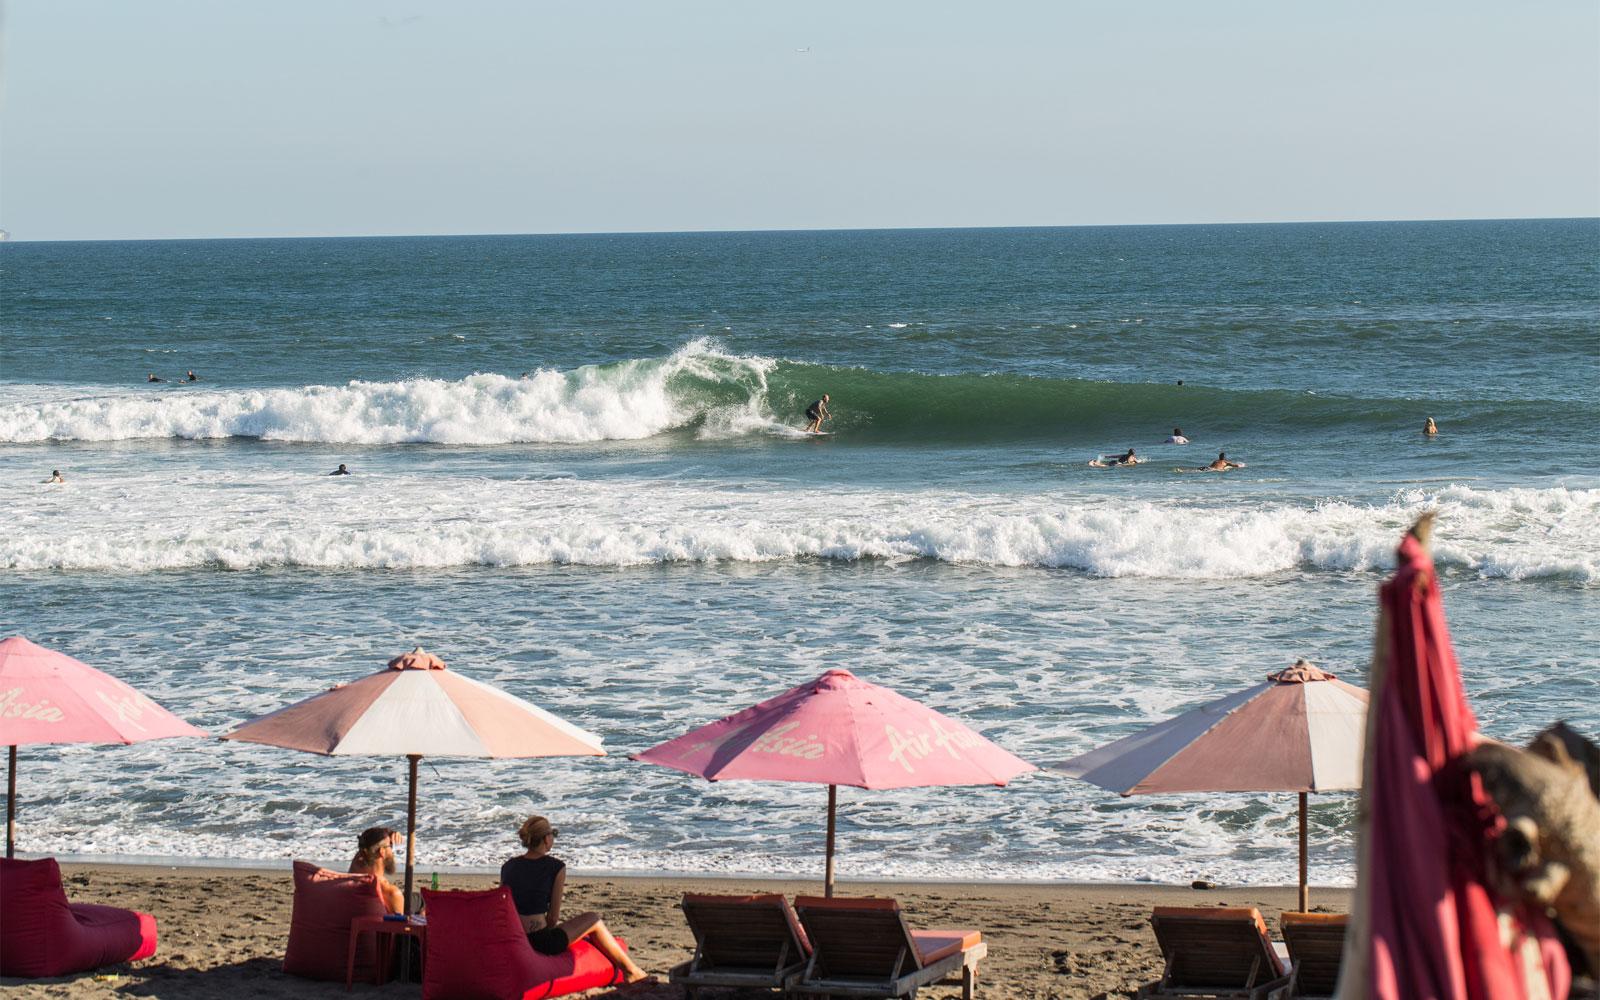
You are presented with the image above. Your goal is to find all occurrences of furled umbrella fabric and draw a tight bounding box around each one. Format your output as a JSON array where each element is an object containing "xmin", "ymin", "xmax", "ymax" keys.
[
  {"xmin": 1052, "ymin": 659, "xmax": 1367, "ymax": 910},
  {"xmin": 0, "ymin": 635, "xmax": 208, "ymax": 857},
  {"xmin": 633, "ymin": 668, "xmax": 1035, "ymax": 895},
  {"xmin": 225, "ymin": 648, "xmax": 604, "ymax": 914},
  {"xmin": 1342, "ymin": 523, "xmax": 1570, "ymax": 1000}
]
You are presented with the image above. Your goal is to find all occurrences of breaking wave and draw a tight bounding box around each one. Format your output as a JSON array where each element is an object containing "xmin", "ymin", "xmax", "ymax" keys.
[{"xmin": 0, "ymin": 340, "xmax": 1581, "ymax": 445}]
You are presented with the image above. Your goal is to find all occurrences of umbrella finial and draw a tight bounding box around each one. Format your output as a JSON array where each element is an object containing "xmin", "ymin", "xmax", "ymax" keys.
[
  {"xmin": 387, "ymin": 647, "xmax": 447, "ymax": 671},
  {"xmin": 1269, "ymin": 659, "xmax": 1335, "ymax": 684}
]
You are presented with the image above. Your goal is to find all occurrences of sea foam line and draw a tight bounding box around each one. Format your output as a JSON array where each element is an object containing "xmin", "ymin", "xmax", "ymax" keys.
[{"xmin": 5, "ymin": 479, "xmax": 1595, "ymax": 581}]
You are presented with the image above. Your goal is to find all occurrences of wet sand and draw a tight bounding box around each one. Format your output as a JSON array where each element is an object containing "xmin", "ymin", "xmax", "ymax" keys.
[{"xmin": 5, "ymin": 863, "xmax": 1350, "ymax": 999}]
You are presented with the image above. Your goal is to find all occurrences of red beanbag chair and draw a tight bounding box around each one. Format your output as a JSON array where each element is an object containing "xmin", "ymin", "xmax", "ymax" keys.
[
  {"xmin": 421, "ymin": 886, "xmax": 624, "ymax": 1000},
  {"xmin": 283, "ymin": 860, "xmax": 388, "ymax": 982},
  {"xmin": 0, "ymin": 856, "xmax": 157, "ymax": 978}
]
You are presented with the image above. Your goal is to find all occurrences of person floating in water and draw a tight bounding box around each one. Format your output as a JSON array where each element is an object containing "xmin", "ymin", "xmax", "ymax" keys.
[
  {"xmin": 185, "ymin": 370, "xmax": 199, "ymax": 382},
  {"xmin": 805, "ymin": 394, "xmax": 831, "ymax": 433},
  {"xmin": 330, "ymin": 464, "xmax": 351, "ymax": 476},
  {"xmin": 1207, "ymin": 451, "xmax": 1244, "ymax": 471},
  {"xmin": 1090, "ymin": 448, "xmax": 1140, "ymax": 467},
  {"xmin": 1166, "ymin": 427, "xmax": 1189, "ymax": 444},
  {"xmin": 1423, "ymin": 417, "xmax": 1438, "ymax": 436},
  {"xmin": 147, "ymin": 373, "xmax": 166, "ymax": 383},
  {"xmin": 45, "ymin": 470, "xmax": 64, "ymax": 484}
]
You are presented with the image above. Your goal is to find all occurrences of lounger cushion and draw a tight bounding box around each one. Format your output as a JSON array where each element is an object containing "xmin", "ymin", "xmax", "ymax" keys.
[
  {"xmin": 283, "ymin": 860, "xmax": 387, "ymax": 982},
  {"xmin": 1150, "ymin": 905, "xmax": 1287, "ymax": 981},
  {"xmin": 910, "ymin": 929, "xmax": 982, "ymax": 965},
  {"xmin": 0, "ymin": 856, "xmax": 158, "ymax": 978},
  {"xmin": 421, "ymin": 886, "xmax": 624, "ymax": 1000}
]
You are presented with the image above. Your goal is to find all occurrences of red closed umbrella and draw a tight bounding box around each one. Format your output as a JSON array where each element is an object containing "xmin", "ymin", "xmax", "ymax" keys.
[{"xmin": 1342, "ymin": 517, "xmax": 1570, "ymax": 1000}]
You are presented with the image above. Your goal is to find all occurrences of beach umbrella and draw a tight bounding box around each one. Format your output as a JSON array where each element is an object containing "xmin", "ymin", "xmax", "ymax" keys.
[
  {"xmin": 0, "ymin": 635, "xmax": 208, "ymax": 858},
  {"xmin": 1340, "ymin": 517, "xmax": 1569, "ymax": 999},
  {"xmin": 1051, "ymin": 658, "xmax": 1366, "ymax": 911},
  {"xmin": 223, "ymin": 647, "xmax": 604, "ymax": 915},
  {"xmin": 632, "ymin": 667, "xmax": 1035, "ymax": 896}
]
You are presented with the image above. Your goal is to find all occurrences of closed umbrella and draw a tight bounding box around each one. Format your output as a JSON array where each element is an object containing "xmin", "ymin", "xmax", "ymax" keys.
[
  {"xmin": 224, "ymin": 647, "xmax": 603, "ymax": 914},
  {"xmin": 633, "ymin": 667, "xmax": 1034, "ymax": 896},
  {"xmin": 1340, "ymin": 517, "xmax": 1569, "ymax": 999},
  {"xmin": 1052, "ymin": 659, "xmax": 1367, "ymax": 910},
  {"xmin": 0, "ymin": 636, "xmax": 207, "ymax": 858}
]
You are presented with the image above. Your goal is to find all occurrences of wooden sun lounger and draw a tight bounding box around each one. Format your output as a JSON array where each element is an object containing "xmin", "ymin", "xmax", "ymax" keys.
[
  {"xmin": 1136, "ymin": 906, "xmax": 1297, "ymax": 1000},
  {"xmin": 670, "ymin": 893, "xmax": 812, "ymax": 998},
  {"xmin": 791, "ymin": 896, "xmax": 986, "ymax": 999},
  {"xmin": 1279, "ymin": 912, "xmax": 1347, "ymax": 999}
]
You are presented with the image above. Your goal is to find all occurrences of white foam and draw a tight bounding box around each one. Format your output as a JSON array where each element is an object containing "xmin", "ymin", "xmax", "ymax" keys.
[
  {"xmin": 0, "ymin": 340, "xmax": 790, "ymax": 445},
  {"xmin": 3, "ymin": 477, "xmax": 1594, "ymax": 581}
]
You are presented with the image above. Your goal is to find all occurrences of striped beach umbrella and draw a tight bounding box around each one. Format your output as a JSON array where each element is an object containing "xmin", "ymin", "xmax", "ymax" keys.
[
  {"xmin": 1052, "ymin": 660, "xmax": 1367, "ymax": 909},
  {"xmin": 224, "ymin": 647, "xmax": 603, "ymax": 913}
]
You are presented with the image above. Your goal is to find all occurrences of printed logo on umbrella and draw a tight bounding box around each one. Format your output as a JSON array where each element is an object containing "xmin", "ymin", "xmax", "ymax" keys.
[
  {"xmin": 886, "ymin": 718, "xmax": 985, "ymax": 773},
  {"xmin": 0, "ymin": 688, "xmax": 67, "ymax": 723}
]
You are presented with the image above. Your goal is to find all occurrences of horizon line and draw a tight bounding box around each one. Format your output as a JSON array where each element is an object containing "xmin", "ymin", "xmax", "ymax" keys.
[{"xmin": 3, "ymin": 214, "xmax": 1596, "ymax": 245}]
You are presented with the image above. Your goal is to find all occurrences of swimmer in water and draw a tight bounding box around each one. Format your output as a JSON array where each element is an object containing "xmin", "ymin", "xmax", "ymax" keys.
[
  {"xmin": 45, "ymin": 470, "xmax": 64, "ymax": 484},
  {"xmin": 147, "ymin": 373, "xmax": 166, "ymax": 383},
  {"xmin": 185, "ymin": 370, "xmax": 199, "ymax": 382},
  {"xmin": 805, "ymin": 394, "xmax": 831, "ymax": 434},
  {"xmin": 1207, "ymin": 451, "xmax": 1244, "ymax": 471},
  {"xmin": 1091, "ymin": 448, "xmax": 1141, "ymax": 467},
  {"xmin": 330, "ymin": 464, "xmax": 351, "ymax": 476},
  {"xmin": 1167, "ymin": 427, "xmax": 1189, "ymax": 445},
  {"xmin": 1423, "ymin": 417, "xmax": 1438, "ymax": 436}
]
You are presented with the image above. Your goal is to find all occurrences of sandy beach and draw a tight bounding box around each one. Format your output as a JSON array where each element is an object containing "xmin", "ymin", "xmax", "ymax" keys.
[{"xmin": 3, "ymin": 863, "xmax": 1350, "ymax": 999}]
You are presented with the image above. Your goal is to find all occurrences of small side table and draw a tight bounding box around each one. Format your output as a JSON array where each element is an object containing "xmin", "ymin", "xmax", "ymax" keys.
[{"xmin": 346, "ymin": 914, "xmax": 427, "ymax": 990}]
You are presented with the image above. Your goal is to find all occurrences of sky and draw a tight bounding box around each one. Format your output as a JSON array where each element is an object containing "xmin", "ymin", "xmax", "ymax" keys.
[{"xmin": 1, "ymin": 1, "xmax": 1597, "ymax": 241}]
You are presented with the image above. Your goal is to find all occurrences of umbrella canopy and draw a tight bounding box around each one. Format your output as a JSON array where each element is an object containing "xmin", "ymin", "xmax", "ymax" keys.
[
  {"xmin": 1341, "ymin": 519, "xmax": 1569, "ymax": 1000},
  {"xmin": 634, "ymin": 668, "xmax": 1034, "ymax": 894},
  {"xmin": 0, "ymin": 635, "xmax": 207, "ymax": 857},
  {"xmin": 1052, "ymin": 659, "xmax": 1367, "ymax": 909},
  {"xmin": 225, "ymin": 647, "xmax": 604, "ymax": 915}
]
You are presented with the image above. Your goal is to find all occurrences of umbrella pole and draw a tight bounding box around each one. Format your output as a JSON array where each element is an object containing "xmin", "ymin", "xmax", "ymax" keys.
[
  {"xmin": 404, "ymin": 754, "xmax": 419, "ymax": 916},
  {"xmin": 824, "ymin": 784, "xmax": 837, "ymax": 898},
  {"xmin": 6, "ymin": 745, "xmax": 15, "ymax": 859},
  {"xmin": 1297, "ymin": 792, "xmax": 1309, "ymax": 912}
]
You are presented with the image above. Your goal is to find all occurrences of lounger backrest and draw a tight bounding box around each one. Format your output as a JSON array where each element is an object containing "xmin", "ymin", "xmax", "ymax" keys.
[
  {"xmin": 680, "ymin": 893, "xmax": 810, "ymax": 971},
  {"xmin": 794, "ymin": 896, "xmax": 922, "ymax": 980},
  {"xmin": 1150, "ymin": 906, "xmax": 1286, "ymax": 989},
  {"xmin": 1281, "ymin": 912, "xmax": 1347, "ymax": 997}
]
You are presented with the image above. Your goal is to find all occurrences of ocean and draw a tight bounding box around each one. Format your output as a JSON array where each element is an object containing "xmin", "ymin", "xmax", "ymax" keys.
[{"xmin": 2, "ymin": 219, "xmax": 1596, "ymax": 885}]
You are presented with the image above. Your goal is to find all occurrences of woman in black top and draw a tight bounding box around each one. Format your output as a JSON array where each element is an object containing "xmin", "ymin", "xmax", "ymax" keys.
[{"xmin": 499, "ymin": 816, "xmax": 650, "ymax": 984}]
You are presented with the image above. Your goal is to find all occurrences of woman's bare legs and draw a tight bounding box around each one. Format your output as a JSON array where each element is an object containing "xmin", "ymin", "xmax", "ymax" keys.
[{"xmin": 558, "ymin": 912, "xmax": 650, "ymax": 983}]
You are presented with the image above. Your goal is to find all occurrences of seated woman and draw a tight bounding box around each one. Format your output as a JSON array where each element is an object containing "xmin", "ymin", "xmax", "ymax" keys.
[
  {"xmin": 349, "ymin": 826, "xmax": 405, "ymax": 914},
  {"xmin": 500, "ymin": 816, "xmax": 650, "ymax": 984}
]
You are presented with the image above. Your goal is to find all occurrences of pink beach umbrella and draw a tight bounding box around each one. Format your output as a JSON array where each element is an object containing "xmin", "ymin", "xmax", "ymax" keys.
[
  {"xmin": 223, "ymin": 647, "xmax": 604, "ymax": 914},
  {"xmin": 1340, "ymin": 519, "xmax": 1569, "ymax": 999},
  {"xmin": 0, "ymin": 635, "xmax": 208, "ymax": 858},
  {"xmin": 632, "ymin": 668, "xmax": 1035, "ymax": 896},
  {"xmin": 1051, "ymin": 659, "xmax": 1367, "ymax": 910}
]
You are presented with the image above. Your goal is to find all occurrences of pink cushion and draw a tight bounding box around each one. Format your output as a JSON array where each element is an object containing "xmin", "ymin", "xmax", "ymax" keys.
[
  {"xmin": 421, "ymin": 886, "xmax": 624, "ymax": 1000},
  {"xmin": 0, "ymin": 857, "xmax": 158, "ymax": 978},
  {"xmin": 283, "ymin": 860, "xmax": 387, "ymax": 982}
]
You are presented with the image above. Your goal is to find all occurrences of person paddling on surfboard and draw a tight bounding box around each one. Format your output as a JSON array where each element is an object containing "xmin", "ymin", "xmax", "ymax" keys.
[
  {"xmin": 805, "ymin": 394, "xmax": 831, "ymax": 434},
  {"xmin": 1207, "ymin": 451, "xmax": 1244, "ymax": 471}
]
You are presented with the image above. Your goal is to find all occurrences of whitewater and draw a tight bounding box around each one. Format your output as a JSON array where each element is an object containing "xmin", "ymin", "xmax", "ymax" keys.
[{"xmin": 7, "ymin": 474, "xmax": 1596, "ymax": 581}]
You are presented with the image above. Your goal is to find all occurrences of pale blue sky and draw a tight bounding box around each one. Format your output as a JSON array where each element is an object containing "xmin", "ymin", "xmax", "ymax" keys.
[{"xmin": 2, "ymin": 1, "xmax": 1597, "ymax": 240}]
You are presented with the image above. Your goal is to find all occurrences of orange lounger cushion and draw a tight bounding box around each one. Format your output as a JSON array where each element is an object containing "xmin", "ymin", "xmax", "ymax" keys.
[{"xmin": 910, "ymin": 929, "xmax": 982, "ymax": 965}]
